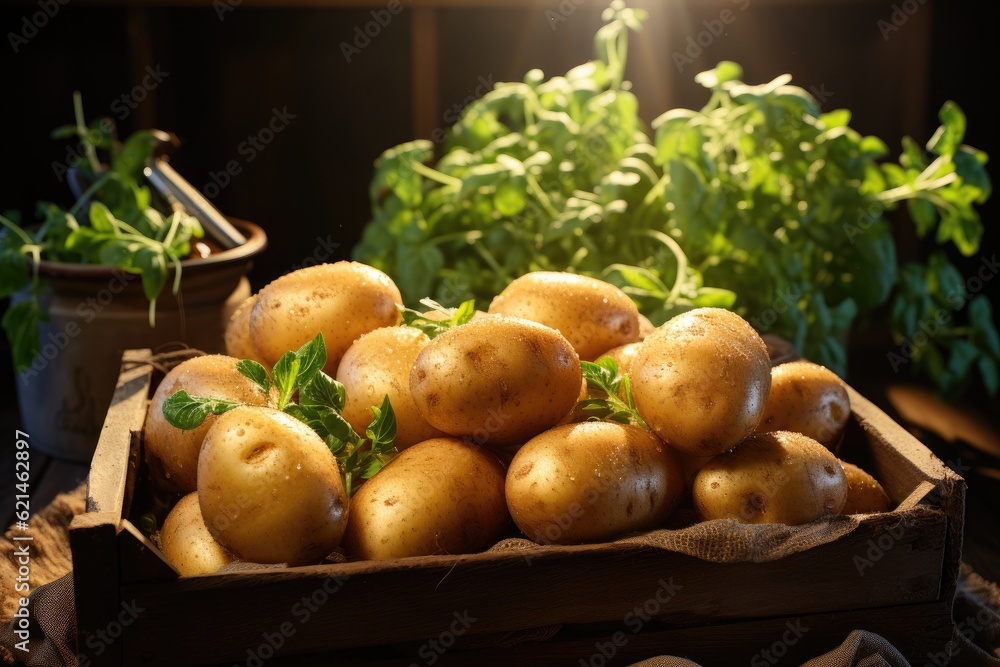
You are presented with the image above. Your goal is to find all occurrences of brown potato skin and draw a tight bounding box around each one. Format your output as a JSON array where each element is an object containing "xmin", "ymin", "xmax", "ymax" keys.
[
  {"xmin": 692, "ymin": 431, "xmax": 847, "ymax": 525},
  {"xmin": 757, "ymin": 360, "xmax": 851, "ymax": 449},
  {"xmin": 143, "ymin": 355, "xmax": 271, "ymax": 493},
  {"xmin": 249, "ymin": 261, "xmax": 402, "ymax": 375},
  {"xmin": 224, "ymin": 294, "xmax": 263, "ymax": 363},
  {"xmin": 488, "ymin": 272, "xmax": 640, "ymax": 361},
  {"xmin": 506, "ymin": 422, "xmax": 684, "ymax": 545},
  {"xmin": 343, "ymin": 437, "xmax": 509, "ymax": 560},
  {"xmin": 337, "ymin": 326, "xmax": 445, "ymax": 449},
  {"xmin": 631, "ymin": 308, "xmax": 771, "ymax": 457},
  {"xmin": 840, "ymin": 461, "xmax": 892, "ymax": 514},
  {"xmin": 410, "ymin": 315, "xmax": 582, "ymax": 449},
  {"xmin": 198, "ymin": 407, "xmax": 347, "ymax": 566},
  {"xmin": 159, "ymin": 492, "xmax": 235, "ymax": 576}
]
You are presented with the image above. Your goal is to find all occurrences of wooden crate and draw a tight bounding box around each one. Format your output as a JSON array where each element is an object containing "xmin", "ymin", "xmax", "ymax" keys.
[{"xmin": 69, "ymin": 349, "xmax": 965, "ymax": 666}]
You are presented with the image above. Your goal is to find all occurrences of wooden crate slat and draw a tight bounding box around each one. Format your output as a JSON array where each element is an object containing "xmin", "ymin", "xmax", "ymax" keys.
[
  {"xmin": 120, "ymin": 511, "xmax": 946, "ymax": 664},
  {"xmin": 87, "ymin": 349, "xmax": 153, "ymax": 517}
]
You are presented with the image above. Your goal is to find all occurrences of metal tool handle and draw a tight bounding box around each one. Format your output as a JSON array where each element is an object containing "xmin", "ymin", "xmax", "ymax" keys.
[{"xmin": 146, "ymin": 158, "xmax": 247, "ymax": 249}]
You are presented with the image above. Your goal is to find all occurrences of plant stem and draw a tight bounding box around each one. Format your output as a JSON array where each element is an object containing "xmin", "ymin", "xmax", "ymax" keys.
[
  {"xmin": 69, "ymin": 172, "xmax": 112, "ymax": 217},
  {"xmin": 0, "ymin": 215, "xmax": 35, "ymax": 246},
  {"xmin": 410, "ymin": 161, "xmax": 462, "ymax": 188},
  {"xmin": 632, "ymin": 228, "xmax": 688, "ymax": 303},
  {"xmin": 73, "ymin": 91, "xmax": 102, "ymax": 175}
]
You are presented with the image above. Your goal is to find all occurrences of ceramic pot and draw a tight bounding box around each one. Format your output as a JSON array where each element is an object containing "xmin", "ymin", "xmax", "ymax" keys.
[{"xmin": 10, "ymin": 220, "xmax": 266, "ymax": 462}]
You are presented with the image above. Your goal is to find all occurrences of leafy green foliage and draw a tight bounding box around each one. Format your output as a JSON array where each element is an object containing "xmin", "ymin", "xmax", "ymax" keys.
[
  {"xmin": 400, "ymin": 298, "xmax": 477, "ymax": 338},
  {"xmin": 354, "ymin": 2, "xmax": 994, "ymax": 398},
  {"xmin": 161, "ymin": 390, "xmax": 241, "ymax": 430},
  {"xmin": 888, "ymin": 255, "xmax": 1000, "ymax": 397},
  {"xmin": 163, "ymin": 333, "xmax": 399, "ymax": 497},
  {"xmin": 0, "ymin": 93, "xmax": 203, "ymax": 372},
  {"xmin": 565, "ymin": 358, "xmax": 646, "ymax": 427}
]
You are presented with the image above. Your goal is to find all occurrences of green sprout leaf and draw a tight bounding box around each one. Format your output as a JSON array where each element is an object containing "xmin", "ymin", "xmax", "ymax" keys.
[
  {"xmin": 567, "ymin": 359, "xmax": 647, "ymax": 427},
  {"xmin": 2, "ymin": 300, "xmax": 45, "ymax": 374},
  {"xmin": 236, "ymin": 359, "xmax": 272, "ymax": 396},
  {"xmin": 401, "ymin": 298, "xmax": 477, "ymax": 338},
  {"xmin": 161, "ymin": 390, "xmax": 240, "ymax": 430}
]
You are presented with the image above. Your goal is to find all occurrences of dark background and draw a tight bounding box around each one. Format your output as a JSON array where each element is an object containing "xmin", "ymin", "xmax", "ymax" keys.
[{"xmin": 0, "ymin": 0, "xmax": 997, "ymax": 407}]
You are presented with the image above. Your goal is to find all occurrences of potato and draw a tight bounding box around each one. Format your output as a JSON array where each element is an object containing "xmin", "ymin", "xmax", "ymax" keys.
[
  {"xmin": 631, "ymin": 308, "xmax": 771, "ymax": 457},
  {"xmin": 198, "ymin": 406, "xmax": 348, "ymax": 565},
  {"xmin": 410, "ymin": 315, "xmax": 582, "ymax": 449},
  {"xmin": 224, "ymin": 294, "xmax": 263, "ymax": 363},
  {"xmin": 249, "ymin": 261, "xmax": 402, "ymax": 375},
  {"xmin": 144, "ymin": 355, "xmax": 271, "ymax": 493},
  {"xmin": 757, "ymin": 360, "xmax": 851, "ymax": 449},
  {"xmin": 506, "ymin": 422, "xmax": 683, "ymax": 545},
  {"xmin": 638, "ymin": 313, "xmax": 656, "ymax": 340},
  {"xmin": 676, "ymin": 451, "xmax": 714, "ymax": 491},
  {"xmin": 840, "ymin": 461, "xmax": 892, "ymax": 514},
  {"xmin": 159, "ymin": 492, "xmax": 235, "ymax": 576},
  {"xmin": 597, "ymin": 341, "xmax": 643, "ymax": 378},
  {"xmin": 343, "ymin": 437, "xmax": 508, "ymax": 560},
  {"xmin": 488, "ymin": 272, "xmax": 640, "ymax": 361},
  {"xmin": 692, "ymin": 431, "xmax": 847, "ymax": 525},
  {"xmin": 337, "ymin": 326, "xmax": 445, "ymax": 449}
]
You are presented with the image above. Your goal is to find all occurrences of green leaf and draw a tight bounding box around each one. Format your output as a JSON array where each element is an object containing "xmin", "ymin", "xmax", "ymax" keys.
[
  {"xmin": 161, "ymin": 390, "xmax": 240, "ymax": 430},
  {"xmin": 360, "ymin": 456, "xmax": 392, "ymax": 480},
  {"xmin": 89, "ymin": 202, "xmax": 119, "ymax": 234},
  {"xmin": 691, "ymin": 287, "xmax": 737, "ymax": 308},
  {"xmin": 907, "ymin": 198, "xmax": 937, "ymax": 237},
  {"xmin": 605, "ymin": 264, "xmax": 667, "ymax": 297},
  {"xmin": 926, "ymin": 101, "xmax": 965, "ymax": 157},
  {"xmin": 365, "ymin": 395, "xmax": 397, "ymax": 446},
  {"xmin": 135, "ymin": 248, "xmax": 168, "ymax": 305},
  {"xmin": 401, "ymin": 298, "xmax": 477, "ymax": 338},
  {"xmin": 450, "ymin": 299, "xmax": 477, "ymax": 327},
  {"xmin": 694, "ymin": 61, "xmax": 743, "ymax": 89},
  {"xmin": 50, "ymin": 124, "xmax": 83, "ymax": 139},
  {"xmin": 396, "ymin": 244, "xmax": 445, "ymax": 303},
  {"xmin": 2, "ymin": 300, "xmax": 45, "ymax": 373},
  {"xmin": 953, "ymin": 148, "xmax": 991, "ymax": 200},
  {"xmin": 946, "ymin": 339, "xmax": 978, "ymax": 384},
  {"xmin": 294, "ymin": 333, "xmax": 328, "ymax": 384},
  {"xmin": 969, "ymin": 296, "xmax": 1000, "ymax": 359},
  {"xmin": 0, "ymin": 245, "xmax": 30, "ymax": 299},
  {"xmin": 321, "ymin": 409, "xmax": 360, "ymax": 447},
  {"xmin": 494, "ymin": 177, "xmax": 527, "ymax": 217},
  {"xmin": 236, "ymin": 359, "xmax": 272, "ymax": 397},
  {"xmin": 271, "ymin": 351, "xmax": 301, "ymax": 410},
  {"xmin": 300, "ymin": 372, "xmax": 346, "ymax": 411},
  {"xmin": 113, "ymin": 130, "xmax": 161, "ymax": 184}
]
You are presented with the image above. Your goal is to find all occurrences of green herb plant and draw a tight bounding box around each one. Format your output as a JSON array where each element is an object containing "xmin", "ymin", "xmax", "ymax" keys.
[
  {"xmin": 400, "ymin": 297, "xmax": 477, "ymax": 338},
  {"xmin": 565, "ymin": 358, "xmax": 646, "ymax": 427},
  {"xmin": 161, "ymin": 333, "xmax": 398, "ymax": 497},
  {"xmin": 0, "ymin": 92, "xmax": 204, "ymax": 373},
  {"xmin": 354, "ymin": 1, "xmax": 996, "ymax": 398}
]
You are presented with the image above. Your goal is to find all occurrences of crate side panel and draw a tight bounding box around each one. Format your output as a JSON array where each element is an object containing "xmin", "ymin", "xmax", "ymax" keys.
[{"xmin": 121, "ymin": 512, "xmax": 946, "ymax": 665}]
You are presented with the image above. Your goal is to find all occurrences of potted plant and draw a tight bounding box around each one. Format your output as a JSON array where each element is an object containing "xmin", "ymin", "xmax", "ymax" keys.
[{"xmin": 0, "ymin": 94, "xmax": 266, "ymax": 461}]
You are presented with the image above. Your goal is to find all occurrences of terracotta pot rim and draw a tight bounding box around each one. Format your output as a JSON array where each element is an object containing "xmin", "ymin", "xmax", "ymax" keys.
[{"xmin": 30, "ymin": 218, "xmax": 267, "ymax": 280}]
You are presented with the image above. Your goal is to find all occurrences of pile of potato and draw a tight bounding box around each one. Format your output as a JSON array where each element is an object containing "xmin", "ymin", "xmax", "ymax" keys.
[{"xmin": 145, "ymin": 262, "xmax": 891, "ymax": 576}]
